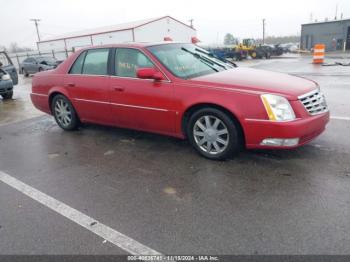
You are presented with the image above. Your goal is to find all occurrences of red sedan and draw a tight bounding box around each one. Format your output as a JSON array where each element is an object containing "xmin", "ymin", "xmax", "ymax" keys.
[{"xmin": 31, "ymin": 43, "xmax": 329, "ymax": 160}]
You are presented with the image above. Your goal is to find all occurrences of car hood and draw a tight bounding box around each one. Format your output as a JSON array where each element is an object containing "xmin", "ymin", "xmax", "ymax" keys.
[{"xmin": 190, "ymin": 67, "xmax": 318, "ymax": 100}]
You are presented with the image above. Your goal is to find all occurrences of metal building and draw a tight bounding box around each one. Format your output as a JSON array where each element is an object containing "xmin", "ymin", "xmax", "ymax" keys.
[
  {"xmin": 37, "ymin": 16, "xmax": 196, "ymax": 52},
  {"xmin": 301, "ymin": 19, "xmax": 350, "ymax": 51}
]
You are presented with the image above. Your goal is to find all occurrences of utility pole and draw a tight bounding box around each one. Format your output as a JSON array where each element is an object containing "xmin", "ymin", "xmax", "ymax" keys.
[
  {"xmin": 30, "ymin": 18, "xmax": 41, "ymax": 42},
  {"xmin": 335, "ymin": 3, "xmax": 338, "ymax": 20},
  {"xmin": 262, "ymin": 19, "xmax": 266, "ymax": 44}
]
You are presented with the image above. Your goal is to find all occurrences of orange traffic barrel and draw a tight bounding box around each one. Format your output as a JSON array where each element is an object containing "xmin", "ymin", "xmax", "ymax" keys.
[{"xmin": 313, "ymin": 44, "xmax": 325, "ymax": 64}]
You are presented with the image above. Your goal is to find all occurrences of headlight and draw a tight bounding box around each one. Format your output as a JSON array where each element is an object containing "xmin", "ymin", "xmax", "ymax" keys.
[
  {"xmin": 1, "ymin": 74, "xmax": 11, "ymax": 81},
  {"xmin": 261, "ymin": 94, "xmax": 295, "ymax": 121}
]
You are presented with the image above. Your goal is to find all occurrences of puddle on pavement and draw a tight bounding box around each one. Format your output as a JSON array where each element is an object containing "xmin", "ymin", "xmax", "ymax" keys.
[{"xmin": 0, "ymin": 77, "xmax": 43, "ymax": 126}]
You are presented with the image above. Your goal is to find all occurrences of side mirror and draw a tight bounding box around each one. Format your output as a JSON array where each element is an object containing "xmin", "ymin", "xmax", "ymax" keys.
[{"xmin": 136, "ymin": 67, "xmax": 165, "ymax": 81}]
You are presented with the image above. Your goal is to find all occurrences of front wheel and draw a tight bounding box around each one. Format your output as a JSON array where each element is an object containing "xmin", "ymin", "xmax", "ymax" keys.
[
  {"xmin": 187, "ymin": 108, "xmax": 242, "ymax": 160},
  {"xmin": 22, "ymin": 68, "xmax": 29, "ymax": 77},
  {"xmin": 51, "ymin": 95, "xmax": 80, "ymax": 131},
  {"xmin": 1, "ymin": 91, "xmax": 13, "ymax": 100}
]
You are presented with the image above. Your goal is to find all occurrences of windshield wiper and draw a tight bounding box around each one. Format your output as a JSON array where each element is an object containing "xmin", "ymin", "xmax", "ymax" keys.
[
  {"xmin": 181, "ymin": 47, "xmax": 219, "ymax": 73},
  {"xmin": 182, "ymin": 47, "xmax": 227, "ymax": 70},
  {"xmin": 194, "ymin": 48, "xmax": 237, "ymax": 68}
]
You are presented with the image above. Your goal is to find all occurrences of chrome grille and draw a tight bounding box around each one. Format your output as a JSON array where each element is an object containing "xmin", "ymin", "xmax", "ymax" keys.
[{"xmin": 298, "ymin": 89, "xmax": 328, "ymax": 115}]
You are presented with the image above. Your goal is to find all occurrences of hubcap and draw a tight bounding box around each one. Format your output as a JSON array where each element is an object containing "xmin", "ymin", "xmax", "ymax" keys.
[
  {"xmin": 54, "ymin": 99, "xmax": 72, "ymax": 127},
  {"xmin": 193, "ymin": 115, "xmax": 229, "ymax": 155}
]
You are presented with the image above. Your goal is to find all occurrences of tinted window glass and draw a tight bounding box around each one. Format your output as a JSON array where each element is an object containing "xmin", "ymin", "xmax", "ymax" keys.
[
  {"xmin": 24, "ymin": 58, "xmax": 34, "ymax": 63},
  {"xmin": 82, "ymin": 49, "xmax": 109, "ymax": 75},
  {"xmin": 69, "ymin": 51, "xmax": 86, "ymax": 74},
  {"xmin": 115, "ymin": 48, "xmax": 154, "ymax": 78}
]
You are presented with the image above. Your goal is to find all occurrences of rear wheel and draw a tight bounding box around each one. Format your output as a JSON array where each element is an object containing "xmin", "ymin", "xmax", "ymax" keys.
[
  {"xmin": 1, "ymin": 91, "xmax": 13, "ymax": 100},
  {"xmin": 22, "ymin": 68, "xmax": 29, "ymax": 77},
  {"xmin": 51, "ymin": 95, "xmax": 80, "ymax": 131},
  {"xmin": 187, "ymin": 108, "xmax": 241, "ymax": 160}
]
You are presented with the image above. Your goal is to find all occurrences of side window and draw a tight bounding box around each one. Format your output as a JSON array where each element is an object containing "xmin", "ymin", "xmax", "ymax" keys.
[
  {"xmin": 82, "ymin": 49, "xmax": 109, "ymax": 75},
  {"xmin": 0, "ymin": 53, "xmax": 10, "ymax": 66},
  {"xmin": 25, "ymin": 58, "xmax": 35, "ymax": 63},
  {"xmin": 115, "ymin": 48, "xmax": 154, "ymax": 78},
  {"xmin": 69, "ymin": 51, "xmax": 86, "ymax": 74}
]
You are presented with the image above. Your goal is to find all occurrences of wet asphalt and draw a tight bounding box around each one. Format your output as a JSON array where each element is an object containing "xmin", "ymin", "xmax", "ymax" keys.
[{"xmin": 0, "ymin": 54, "xmax": 350, "ymax": 255}]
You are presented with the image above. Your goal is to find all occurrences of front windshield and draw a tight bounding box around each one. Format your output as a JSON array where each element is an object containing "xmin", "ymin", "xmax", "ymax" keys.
[{"xmin": 147, "ymin": 43, "xmax": 233, "ymax": 79}]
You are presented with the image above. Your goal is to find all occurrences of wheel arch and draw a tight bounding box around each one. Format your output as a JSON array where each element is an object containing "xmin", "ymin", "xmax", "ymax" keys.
[
  {"xmin": 48, "ymin": 89, "xmax": 75, "ymax": 115},
  {"xmin": 181, "ymin": 103, "xmax": 245, "ymax": 146}
]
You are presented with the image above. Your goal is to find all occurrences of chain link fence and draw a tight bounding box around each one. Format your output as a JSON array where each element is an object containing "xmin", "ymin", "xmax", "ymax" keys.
[{"xmin": 7, "ymin": 49, "xmax": 74, "ymax": 71}]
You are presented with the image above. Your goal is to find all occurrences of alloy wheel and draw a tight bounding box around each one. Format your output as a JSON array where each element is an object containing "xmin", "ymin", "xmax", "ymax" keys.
[
  {"xmin": 54, "ymin": 98, "xmax": 72, "ymax": 127},
  {"xmin": 193, "ymin": 115, "xmax": 229, "ymax": 155}
]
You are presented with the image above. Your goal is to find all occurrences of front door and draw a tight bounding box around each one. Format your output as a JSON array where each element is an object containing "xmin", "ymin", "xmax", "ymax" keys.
[
  {"xmin": 109, "ymin": 48, "xmax": 175, "ymax": 135},
  {"xmin": 63, "ymin": 48, "xmax": 112, "ymax": 124}
]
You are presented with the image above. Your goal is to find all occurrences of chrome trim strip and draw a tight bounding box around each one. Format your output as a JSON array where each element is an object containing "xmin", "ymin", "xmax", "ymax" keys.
[
  {"xmin": 111, "ymin": 102, "xmax": 168, "ymax": 112},
  {"xmin": 245, "ymin": 118, "xmax": 302, "ymax": 123},
  {"xmin": 31, "ymin": 93, "xmax": 48, "ymax": 97},
  {"xmin": 109, "ymin": 75, "xmax": 171, "ymax": 83},
  {"xmin": 74, "ymin": 98, "xmax": 168, "ymax": 112},
  {"xmin": 67, "ymin": 74, "xmax": 110, "ymax": 78},
  {"xmin": 74, "ymin": 98, "xmax": 109, "ymax": 105}
]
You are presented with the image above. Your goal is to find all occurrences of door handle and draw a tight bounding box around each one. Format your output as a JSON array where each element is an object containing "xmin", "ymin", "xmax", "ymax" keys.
[
  {"xmin": 66, "ymin": 83, "xmax": 75, "ymax": 87},
  {"xmin": 113, "ymin": 87, "xmax": 124, "ymax": 92}
]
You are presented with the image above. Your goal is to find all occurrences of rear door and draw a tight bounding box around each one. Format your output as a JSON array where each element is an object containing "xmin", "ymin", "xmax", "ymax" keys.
[
  {"xmin": 63, "ymin": 48, "xmax": 112, "ymax": 124},
  {"xmin": 109, "ymin": 47, "xmax": 175, "ymax": 134},
  {"xmin": 0, "ymin": 52, "xmax": 18, "ymax": 85},
  {"xmin": 29, "ymin": 58, "xmax": 39, "ymax": 73},
  {"xmin": 22, "ymin": 58, "xmax": 35, "ymax": 74}
]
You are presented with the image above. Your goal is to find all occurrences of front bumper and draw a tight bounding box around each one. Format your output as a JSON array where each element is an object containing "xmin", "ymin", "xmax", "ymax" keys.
[
  {"xmin": 243, "ymin": 111, "xmax": 330, "ymax": 149},
  {"xmin": 0, "ymin": 80, "xmax": 13, "ymax": 94}
]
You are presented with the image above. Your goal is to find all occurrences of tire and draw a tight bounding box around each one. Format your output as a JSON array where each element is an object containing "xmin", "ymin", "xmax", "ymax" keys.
[
  {"xmin": 22, "ymin": 68, "xmax": 29, "ymax": 77},
  {"xmin": 38, "ymin": 67, "xmax": 43, "ymax": 72},
  {"xmin": 51, "ymin": 94, "xmax": 80, "ymax": 131},
  {"xmin": 187, "ymin": 108, "xmax": 242, "ymax": 160},
  {"xmin": 1, "ymin": 91, "xmax": 13, "ymax": 100}
]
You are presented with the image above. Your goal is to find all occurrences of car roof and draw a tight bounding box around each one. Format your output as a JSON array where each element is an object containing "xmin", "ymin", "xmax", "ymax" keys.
[{"xmin": 78, "ymin": 41, "xmax": 190, "ymax": 51}]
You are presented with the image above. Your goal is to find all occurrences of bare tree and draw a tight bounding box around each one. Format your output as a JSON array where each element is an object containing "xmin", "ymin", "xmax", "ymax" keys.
[
  {"xmin": 224, "ymin": 33, "xmax": 238, "ymax": 45},
  {"xmin": 8, "ymin": 42, "xmax": 34, "ymax": 53}
]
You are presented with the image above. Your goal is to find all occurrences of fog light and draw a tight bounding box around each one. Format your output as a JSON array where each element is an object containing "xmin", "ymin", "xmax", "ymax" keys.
[{"xmin": 261, "ymin": 138, "xmax": 299, "ymax": 147}]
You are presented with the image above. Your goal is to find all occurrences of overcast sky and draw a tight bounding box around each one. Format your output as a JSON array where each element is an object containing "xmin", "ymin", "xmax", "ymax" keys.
[{"xmin": 1, "ymin": 0, "xmax": 349, "ymax": 48}]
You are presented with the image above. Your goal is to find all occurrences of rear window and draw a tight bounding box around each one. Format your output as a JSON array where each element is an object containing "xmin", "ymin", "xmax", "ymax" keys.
[
  {"xmin": 69, "ymin": 51, "xmax": 86, "ymax": 74},
  {"xmin": 82, "ymin": 49, "xmax": 109, "ymax": 75},
  {"xmin": 69, "ymin": 49, "xmax": 109, "ymax": 75}
]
